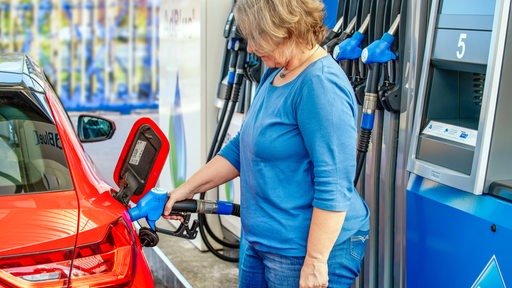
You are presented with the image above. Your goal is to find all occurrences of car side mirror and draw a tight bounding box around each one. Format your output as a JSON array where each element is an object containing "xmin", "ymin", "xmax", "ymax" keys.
[
  {"xmin": 77, "ymin": 115, "xmax": 116, "ymax": 142},
  {"xmin": 113, "ymin": 117, "xmax": 170, "ymax": 206}
]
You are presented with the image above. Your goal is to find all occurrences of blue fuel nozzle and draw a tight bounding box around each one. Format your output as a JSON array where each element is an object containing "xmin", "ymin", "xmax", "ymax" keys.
[
  {"xmin": 333, "ymin": 31, "xmax": 365, "ymax": 61},
  {"xmin": 128, "ymin": 187, "xmax": 168, "ymax": 231},
  {"xmin": 361, "ymin": 15, "xmax": 400, "ymax": 65},
  {"xmin": 361, "ymin": 33, "xmax": 397, "ymax": 65},
  {"xmin": 127, "ymin": 188, "xmax": 240, "ymax": 245}
]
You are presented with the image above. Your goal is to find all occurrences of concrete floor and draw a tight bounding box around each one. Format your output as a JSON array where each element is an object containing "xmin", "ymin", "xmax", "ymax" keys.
[
  {"xmin": 154, "ymin": 219, "xmax": 239, "ymax": 288},
  {"xmin": 73, "ymin": 111, "xmax": 239, "ymax": 287}
]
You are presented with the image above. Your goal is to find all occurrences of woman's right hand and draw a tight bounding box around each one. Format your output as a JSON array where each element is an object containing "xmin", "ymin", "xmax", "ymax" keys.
[{"xmin": 162, "ymin": 184, "xmax": 194, "ymax": 220}]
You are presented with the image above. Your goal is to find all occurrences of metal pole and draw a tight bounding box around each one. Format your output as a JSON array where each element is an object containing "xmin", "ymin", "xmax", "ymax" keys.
[
  {"xmin": 81, "ymin": 0, "xmax": 87, "ymax": 104},
  {"xmin": 32, "ymin": 0, "xmax": 38, "ymax": 56},
  {"xmin": 151, "ymin": 0, "xmax": 158, "ymax": 103},
  {"xmin": 70, "ymin": 0, "xmax": 77, "ymax": 101},
  {"xmin": 0, "ymin": 6, "xmax": 4, "ymax": 50},
  {"xmin": 53, "ymin": 0, "xmax": 61, "ymax": 96},
  {"xmin": 9, "ymin": 0, "xmax": 17, "ymax": 51},
  {"xmin": 106, "ymin": 0, "xmax": 112, "ymax": 103},
  {"xmin": 128, "ymin": 0, "xmax": 134, "ymax": 102},
  {"xmin": 92, "ymin": 0, "xmax": 98, "ymax": 94}
]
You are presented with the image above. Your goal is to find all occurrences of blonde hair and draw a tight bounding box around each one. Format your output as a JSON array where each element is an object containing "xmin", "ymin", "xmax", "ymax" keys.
[{"xmin": 234, "ymin": 0, "xmax": 326, "ymax": 54}]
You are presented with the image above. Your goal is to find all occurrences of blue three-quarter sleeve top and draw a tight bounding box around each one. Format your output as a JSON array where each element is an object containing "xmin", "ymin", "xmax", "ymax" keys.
[{"xmin": 219, "ymin": 55, "xmax": 370, "ymax": 256}]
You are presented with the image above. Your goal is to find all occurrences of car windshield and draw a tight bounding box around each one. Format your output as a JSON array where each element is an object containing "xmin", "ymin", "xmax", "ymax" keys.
[{"xmin": 0, "ymin": 90, "xmax": 74, "ymax": 195}]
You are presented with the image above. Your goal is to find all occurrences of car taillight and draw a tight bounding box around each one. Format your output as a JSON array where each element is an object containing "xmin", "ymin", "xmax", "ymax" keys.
[
  {"xmin": 0, "ymin": 218, "xmax": 136, "ymax": 288},
  {"xmin": 0, "ymin": 249, "xmax": 72, "ymax": 287},
  {"xmin": 70, "ymin": 217, "xmax": 135, "ymax": 287}
]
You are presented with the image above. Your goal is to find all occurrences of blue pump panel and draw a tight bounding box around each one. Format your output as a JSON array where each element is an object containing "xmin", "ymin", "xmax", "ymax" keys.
[
  {"xmin": 407, "ymin": 174, "xmax": 512, "ymax": 287},
  {"xmin": 322, "ymin": 0, "xmax": 340, "ymax": 29}
]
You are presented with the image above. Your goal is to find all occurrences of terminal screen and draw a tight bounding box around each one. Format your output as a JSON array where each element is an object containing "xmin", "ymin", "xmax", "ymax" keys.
[{"xmin": 441, "ymin": 0, "xmax": 496, "ymax": 16}]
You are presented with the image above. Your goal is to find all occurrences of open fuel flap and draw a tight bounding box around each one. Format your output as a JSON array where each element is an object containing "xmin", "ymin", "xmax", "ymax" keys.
[{"xmin": 113, "ymin": 117, "xmax": 169, "ymax": 206}]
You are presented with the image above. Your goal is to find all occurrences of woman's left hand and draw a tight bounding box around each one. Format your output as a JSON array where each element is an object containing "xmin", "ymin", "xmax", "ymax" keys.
[{"xmin": 299, "ymin": 256, "xmax": 329, "ymax": 288}]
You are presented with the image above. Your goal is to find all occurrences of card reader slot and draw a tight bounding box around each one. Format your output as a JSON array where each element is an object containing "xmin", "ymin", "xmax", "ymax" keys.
[{"xmin": 417, "ymin": 134, "xmax": 474, "ymax": 175}]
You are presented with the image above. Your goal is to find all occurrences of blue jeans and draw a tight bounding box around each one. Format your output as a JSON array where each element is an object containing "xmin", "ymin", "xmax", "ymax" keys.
[{"xmin": 239, "ymin": 230, "xmax": 369, "ymax": 288}]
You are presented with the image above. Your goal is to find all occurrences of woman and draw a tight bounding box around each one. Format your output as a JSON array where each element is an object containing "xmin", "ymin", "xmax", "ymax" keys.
[{"xmin": 163, "ymin": 0, "xmax": 370, "ymax": 287}]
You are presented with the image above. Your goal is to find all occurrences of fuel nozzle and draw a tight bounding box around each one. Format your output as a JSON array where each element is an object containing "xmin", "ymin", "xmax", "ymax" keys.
[
  {"xmin": 333, "ymin": 15, "xmax": 370, "ymax": 61},
  {"xmin": 127, "ymin": 187, "xmax": 167, "ymax": 247},
  {"xmin": 128, "ymin": 187, "xmax": 168, "ymax": 231},
  {"xmin": 128, "ymin": 187, "xmax": 240, "ymax": 247},
  {"xmin": 361, "ymin": 15, "xmax": 400, "ymax": 65},
  {"xmin": 324, "ymin": 17, "xmax": 357, "ymax": 55}
]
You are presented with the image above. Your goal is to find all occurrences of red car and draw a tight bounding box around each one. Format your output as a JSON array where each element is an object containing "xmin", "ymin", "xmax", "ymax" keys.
[{"xmin": 0, "ymin": 53, "xmax": 168, "ymax": 287}]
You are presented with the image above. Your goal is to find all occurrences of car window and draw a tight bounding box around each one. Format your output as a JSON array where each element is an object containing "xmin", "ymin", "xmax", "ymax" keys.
[{"xmin": 0, "ymin": 90, "xmax": 74, "ymax": 195}]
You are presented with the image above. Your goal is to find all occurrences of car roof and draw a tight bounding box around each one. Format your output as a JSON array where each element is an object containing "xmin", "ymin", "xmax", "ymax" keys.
[
  {"xmin": 0, "ymin": 53, "xmax": 55, "ymax": 122},
  {"xmin": 0, "ymin": 53, "xmax": 46, "ymax": 94}
]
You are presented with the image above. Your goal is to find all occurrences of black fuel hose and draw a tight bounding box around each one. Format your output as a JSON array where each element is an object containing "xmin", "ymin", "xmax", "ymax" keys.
[
  {"xmin": 208, "ymin": 49, "xmax": 238, "ymax": 161},
  {"xmin": 353, "ymin": 0, "xmax": 387, "ymax": 186},
  {"xmin": 173, "ymin": 199, "xmax": 241, "ymax": 217},
  {"xmin": 213, "ymin": 49, "xmax": 247, "ymax": 156}
]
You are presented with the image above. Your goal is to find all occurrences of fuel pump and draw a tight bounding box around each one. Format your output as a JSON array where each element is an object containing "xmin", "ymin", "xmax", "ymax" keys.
[
  {"xmin": 328, "ymin": 0, "xmax": 406, "ymax": 286},
  {"xmin": 406, "ymin": 0, "xmax": 512, "ymax": 285},
  {"xmin": 354, "ymin": 0, "xmax": 398, "ymax": 186}
]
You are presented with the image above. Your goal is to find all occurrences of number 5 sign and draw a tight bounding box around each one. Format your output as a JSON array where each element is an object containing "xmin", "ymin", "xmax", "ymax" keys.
[{"xmin": 456, "ymin": 33, "xmax": 467, "ymax": 59}]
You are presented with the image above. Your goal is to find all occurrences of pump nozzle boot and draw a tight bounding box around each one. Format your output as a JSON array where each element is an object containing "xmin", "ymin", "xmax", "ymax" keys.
[
  {"xmin": 128, "ymin": 187, "xmax": 168, "ymax": 231},
  {"xmin": 333, "ymin": 31, "xmax": 365, "ymax": 61},
  {"xmin": 361, "ymin": 33, "xmax": 397, "ymax": 65}
]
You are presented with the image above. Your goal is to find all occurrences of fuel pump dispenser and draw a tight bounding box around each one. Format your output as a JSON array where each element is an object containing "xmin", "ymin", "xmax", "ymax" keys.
[
  {"xmin": 327, "ymin": 0, "xmax": 410, "ymax": 287},
  {"xmin": 407, "ymin": 0, "xmax": 512, "ymax": 285},
  {"xmin": 357, "ymin": 12, "xmax": 400, "ymax": 185}
]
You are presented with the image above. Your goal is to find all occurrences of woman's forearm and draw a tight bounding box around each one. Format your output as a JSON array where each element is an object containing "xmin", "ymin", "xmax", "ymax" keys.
[
  {"xmin": 300, "ymin": 208, "xmax": 346, "ymax": 287},
  {"xmin": 306, "ymin": 208, "xmax": 346, "ymax": 261}
]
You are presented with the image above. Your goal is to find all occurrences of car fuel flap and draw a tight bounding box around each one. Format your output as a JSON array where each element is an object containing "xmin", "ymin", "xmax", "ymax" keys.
[{"xmin": 113, "ymin": 117, "xmax": 170, "ymax": 206}]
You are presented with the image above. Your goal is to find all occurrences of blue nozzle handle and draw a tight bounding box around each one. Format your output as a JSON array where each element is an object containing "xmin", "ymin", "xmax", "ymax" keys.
[
  {"xmin": 333, "ymin": 31, "xmax": 365, "ymax": 61},
  {"xmin": 128, "ymin": 187, "xmax": 168, "ymax": 231},
  {"xmin": 361, "ymin": 33, "xmax": 397, "ymax": 64}
]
